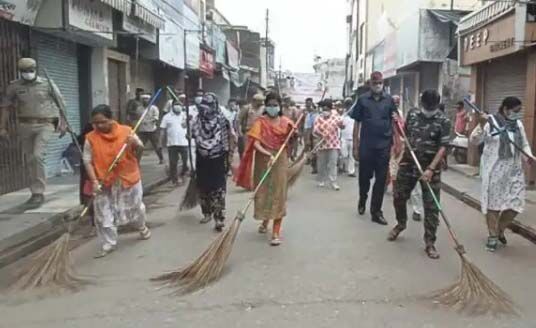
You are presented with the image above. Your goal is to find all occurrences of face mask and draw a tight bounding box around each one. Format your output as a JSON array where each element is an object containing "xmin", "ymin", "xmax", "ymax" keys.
[
  {"xmin": 422, "ymin": 108, "xmax": 439, "ymax": 118},
  {"xmin": 230, "ymin": 104, "xmax": 238, "ymax": 111},
  {"xmin": 265, "ymin": 106, "xmax": 280, "ymax": 117},
  {"xmin": 372, "ymin": 83, "xmax": 383, "ymax": 94},
  {"xmin": 322, "ymin": 111, "xmax": 331, "ymax": 118},
  {"xmin": 21, "ymin": 72, "xmax": 36, "ymax": 81},
  {"xmin": 194, "ymin": 96, "xmax": 203, "ymax": 105},
  {"xmin": 507, "ymin": 111, "xmax": 523, "ymax": 121},
  {"xmin": 172, "ymin": 105, "xmax": 182, "ymax": 114}
]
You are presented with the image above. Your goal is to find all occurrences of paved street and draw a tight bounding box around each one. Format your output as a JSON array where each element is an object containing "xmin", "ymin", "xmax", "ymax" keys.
[{"xmin": 1, "ymin": 173, "xmax": 535, "ymax": 328}]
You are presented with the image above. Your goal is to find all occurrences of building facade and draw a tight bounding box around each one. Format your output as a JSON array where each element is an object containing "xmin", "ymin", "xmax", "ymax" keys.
[
  {"xmin": 0, "ymin": 0, "xmax": 267, "ymax": 195},
  {"xmin": 458, "ymin": 1, "xmax": 536, "ymax": 183}
]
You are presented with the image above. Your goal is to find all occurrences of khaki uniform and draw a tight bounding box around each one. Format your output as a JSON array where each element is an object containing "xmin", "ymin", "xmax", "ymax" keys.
[{"xmin": 2, "ymin": 76, "xmax": 63, "ymax": 194}]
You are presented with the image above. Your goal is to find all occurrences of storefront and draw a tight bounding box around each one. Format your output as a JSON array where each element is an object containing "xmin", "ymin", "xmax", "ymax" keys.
[
  {"xmin": 0, "ymin": 2, "xmax": 33, "ymax": 194},
  {"xmin": 459, "ymin": 2, "xmax": 536, "ymax": 183}
]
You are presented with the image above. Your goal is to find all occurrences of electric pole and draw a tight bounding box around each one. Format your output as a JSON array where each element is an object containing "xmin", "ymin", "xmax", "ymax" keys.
[{"xmin": 265, "ymin": 9, "xmax": 270, "ymax": 88}]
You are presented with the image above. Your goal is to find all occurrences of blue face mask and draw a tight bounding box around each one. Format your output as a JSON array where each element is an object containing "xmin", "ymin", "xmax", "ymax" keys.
[{"xmin": 266, "ymin": 106, "xmax": 280, "ymax": 117}]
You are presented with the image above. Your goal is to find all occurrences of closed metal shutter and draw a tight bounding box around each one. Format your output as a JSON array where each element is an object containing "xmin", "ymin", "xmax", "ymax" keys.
[
  {"xmin": 483, "ymin": 53, "xmax": 526, "ymax": 115},
  {"xmin": 0, "ymin": 20, "xmax": 30, "ymax": 195},
  {"xmin": 34, "ymin": 32, "xmax": 80, "ymax": 177}
]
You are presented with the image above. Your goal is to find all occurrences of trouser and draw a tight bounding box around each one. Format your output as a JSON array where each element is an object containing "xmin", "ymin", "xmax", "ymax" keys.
[
  {"xmin": 168, "ymin": 146, "xmax": 188, "ymax": 181},
  {"xmin": 94, "ymin": 182, "xmax": 147, "ymax": 251},
  {"xmin": 359, "ymin": 147, "xmax": 390, "ymax": 214},
  {"xmin": 138, "ymin": 131, "xmax": 163, "ymax": 161},
  {"xmin": 237, "ymin": 136, "xmax": 245, "ymax": 159},
  {"xmin": 340, "ymin": 139, "xmax": 356, "ymax": 175},
  {"xmin": 393, "ymin": 164, "xmax": 441, "ymax": 245},
  {"xmin": 486, "ymin": 210, "xmax": 518, "ymax": 238},
  {"xmin": 199, "ymin": 187, "xmax": 226, "ymax": 222},
  {"xmin": 317, "ymin": 149, "xmax": 339, "ymax": 184},
  {"xmin": 19, "ymin": 123, "xmax": 55, "ymax": 195},
  {"xmin": 410, "ymin": 186, "xmax": 424, "ymax": 215}
]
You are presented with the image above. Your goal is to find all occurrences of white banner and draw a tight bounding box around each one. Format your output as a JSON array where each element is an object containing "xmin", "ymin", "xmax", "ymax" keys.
[
  {"xmin": 68, "ymin": 0, "xmax": 113, "ymax": 40},
  {"xmin": 0, "ymin": 0, "xmax": 44, "ymax": 25}
]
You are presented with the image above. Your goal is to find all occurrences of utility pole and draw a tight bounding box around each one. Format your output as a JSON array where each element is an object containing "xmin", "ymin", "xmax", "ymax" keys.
[{"xmin": 265, "ymin": 9, "xmax": 270, "ymax": 88}]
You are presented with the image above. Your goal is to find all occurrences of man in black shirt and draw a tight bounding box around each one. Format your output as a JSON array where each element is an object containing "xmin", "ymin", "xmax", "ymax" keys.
[{"xmin": 351, "ymin": 72, "xmax": 396, "ymax": 225}]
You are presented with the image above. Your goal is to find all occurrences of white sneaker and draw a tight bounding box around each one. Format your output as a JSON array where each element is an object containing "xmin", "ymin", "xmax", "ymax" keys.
[
  {"xmin": 317, "ymin": 182, "xmax": 326, "ymax": 188},
  {"xmin": 331, "ymin": 183, "xmax": 341, "ymax": 191},
  {"xmin": 139, "ymin": 226, "xmax": 152, "ymax": 240}
]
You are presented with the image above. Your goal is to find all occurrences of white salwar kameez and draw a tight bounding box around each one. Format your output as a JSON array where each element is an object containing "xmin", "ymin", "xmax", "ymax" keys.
[
  {"xmin": 83, "ymin": 140, "xmax": 149, "ymax": 251},
  {"xmin": 470, "ymin": 117, "xmax": 533, "ymax": 215}
]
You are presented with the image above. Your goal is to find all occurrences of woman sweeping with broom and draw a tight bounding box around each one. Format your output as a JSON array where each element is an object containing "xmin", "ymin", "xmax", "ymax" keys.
[
  {"xmin": 236, "ymin": 92, "xmax": 295, "ymax": 246},
  {"xmin": 470, "ymin": 97, "xmax": 535, "ymax": 252},
  {"xmin": 191, "ymin": 92, "xmax": 234, "ymax": 232},
  {"xmin": 84, "ymin": 104, "xmax": 152, "ymax": 258}
]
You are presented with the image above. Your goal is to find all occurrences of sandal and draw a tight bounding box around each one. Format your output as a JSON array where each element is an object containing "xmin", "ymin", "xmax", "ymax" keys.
[
  {"xmin": 425, "ymin": 245, "xmax": 440, "ymax": 259},
  {"xmin": 200, "ymin": 215, "xmax": 212, "ymax": 224},
  {"xmin": 486, "ymin": 237, "xmax": 498, "ymax": 252},
  {"xmin": 94, "ymin": 246, "xmax": 116, "ymax": 259},
  {"xmin": 270, "ymin": 237, "xmax": 282, "ymax": 246},
  {"xmin": 139, "ymin": 227, "xmax": 152, "ymax": 240},
  {"xmin": 258, "ymin": 224, "xmax": 268, "ymax": 234},
  {"xmin": 387, "ymin": 225, "xmax": 405, "ymax": 241}
]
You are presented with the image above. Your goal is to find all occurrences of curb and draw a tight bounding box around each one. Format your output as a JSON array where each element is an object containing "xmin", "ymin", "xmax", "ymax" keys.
[
  {"xmin": 441, "ymin": 181, "xmax": 536, "ymax": 245},
  {"xmin": 0, "ymin": 176, "xmax": 170, "ymax": 269}
]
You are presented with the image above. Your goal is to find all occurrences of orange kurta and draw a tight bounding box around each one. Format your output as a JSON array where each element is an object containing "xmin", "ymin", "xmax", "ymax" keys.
[{"xmin": 86, "ymin": 122, "xmax": 141, "ymax": 188}]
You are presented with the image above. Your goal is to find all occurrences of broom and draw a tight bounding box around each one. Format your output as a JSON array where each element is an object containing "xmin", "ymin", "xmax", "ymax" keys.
[
  {"xmin": 394, "ymin": 118, "xmax": 517, "ymax": 315},
  {"xmin": 287, "ymin": 137, "xmax": 325, "ymax": 187},
  {"xmin": 165, "ymin": 86, "xmax": 199, "ymax": 211},
  {"xmin": 12, "ymin": 89, "xmax": 163, "ymax": 291},
  {"xmin": 152, "ymin": 114, "xmax": 305, "ymax": 294}
]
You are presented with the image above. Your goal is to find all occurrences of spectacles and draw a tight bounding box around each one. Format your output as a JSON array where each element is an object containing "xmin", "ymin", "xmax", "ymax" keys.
[
  {"xmin": 372, "ymin": 81, "xmax": 383, "ymax": 85},
  {"xmin": 20, "ymin": 69, "xmax": 36, "ymax": 73}
]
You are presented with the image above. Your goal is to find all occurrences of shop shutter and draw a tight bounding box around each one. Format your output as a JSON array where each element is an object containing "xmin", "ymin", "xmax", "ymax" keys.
[
  {"xmin": 483, "ymin": 54, "xmax": 526, "ymax": 115},
  {"xmin": 34, "ymin": 32, "xmax": 80, "ymax": 177},
  {"xmin": 0, "ymin": 20, "xmax": 31, "ymax": 195}
]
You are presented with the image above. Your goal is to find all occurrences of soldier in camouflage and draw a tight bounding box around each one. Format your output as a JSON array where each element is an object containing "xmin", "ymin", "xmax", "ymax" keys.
[{"xmin": 387, "ymin": 89, "xmax": 451, "ymax": 260}]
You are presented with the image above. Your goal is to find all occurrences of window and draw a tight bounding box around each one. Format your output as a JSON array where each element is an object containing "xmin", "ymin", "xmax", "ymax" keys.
[
  {"xmin": 528, "ymin": 3, "xmax": 536, "ymax": 23},
  {"xmin": 359, "ymin": 22, "xmax": 365, "ymax": 55}
]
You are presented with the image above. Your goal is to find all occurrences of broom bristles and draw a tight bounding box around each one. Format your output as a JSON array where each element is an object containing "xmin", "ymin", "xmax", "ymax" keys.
[
  {"xmin": 11, "ymin": 232, "xmax": 89, "ymax": 291},
  {"xmin": 179, "ymin": 173, "xmax": 199, "ymax": 211},
  {"xmin": 428, "ymin": 253, "xmax": 517, "ymax": 316},
  {"xmin": 288, "ymin": 156, "xmax": 307, "ymax": 188},
  {"xmin": 152, "ymin": 217, "xmax": 242, "ymax": 294}
]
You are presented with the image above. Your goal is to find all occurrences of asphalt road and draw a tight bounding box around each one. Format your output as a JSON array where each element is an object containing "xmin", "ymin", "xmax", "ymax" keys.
[{"xmin": 1, "ymin": 172, "xmax": 535, "ymax": 328}]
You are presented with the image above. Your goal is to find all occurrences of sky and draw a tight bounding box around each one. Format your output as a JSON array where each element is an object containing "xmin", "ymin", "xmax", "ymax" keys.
[{"xmin": 216, "ymin": 0, "xmax": 347, "ymax": 73}]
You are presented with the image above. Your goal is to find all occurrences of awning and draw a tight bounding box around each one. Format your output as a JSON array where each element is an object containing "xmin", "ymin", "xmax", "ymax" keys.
[
  {"xmin": 134, "ymin": 3, "xmax": 165, "ymax": 29},
  {"xmin": 428, "ymin": 9, "xmax": 468, "ymax": 26},
  {"xmin": 100, "ymin": 0, "xmax": 132, "ymax": 15}
]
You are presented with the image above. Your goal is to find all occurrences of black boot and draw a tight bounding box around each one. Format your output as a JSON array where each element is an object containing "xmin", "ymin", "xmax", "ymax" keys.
[
  {"xmin": 358, "ymin": 198, "xmax": 366, "ymax": 215},
  {"xmin": 23, "ymin": 194, "xmax": 45, "ymax": 210}
]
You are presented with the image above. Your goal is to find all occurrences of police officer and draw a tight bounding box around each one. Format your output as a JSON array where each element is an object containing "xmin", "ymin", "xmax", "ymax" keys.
[
  {"xmin": 387, "ymin": 89, "xmax": 451, "ymax": 260},
  {"xmin": 0, "ymin": 58, "xmax": 67, "ymax": 209},
  {"xmin": 351, "ymin": 71, "xmax": 396, "ymax": 225}
]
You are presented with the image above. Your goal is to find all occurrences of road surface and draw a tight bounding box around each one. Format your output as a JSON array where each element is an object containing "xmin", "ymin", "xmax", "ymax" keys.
[{"xmin": 1, "ymin": 173, "xmax": 535, "ymax": 327}]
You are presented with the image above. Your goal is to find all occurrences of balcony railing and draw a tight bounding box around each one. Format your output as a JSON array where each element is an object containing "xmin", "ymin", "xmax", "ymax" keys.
[{"xmin": 458, "ymin": 0, "xmax": 515, "ymax": 34}]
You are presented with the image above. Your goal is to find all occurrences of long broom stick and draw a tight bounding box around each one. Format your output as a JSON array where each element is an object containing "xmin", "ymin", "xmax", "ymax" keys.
[
  {"xmin": 393, "ymin": 117, "xmax": 516, "ymax": 315},
  {"xmin": 165, "ymin": 87, "xmax": 199, "ymax": 211},
  {"xmin": 12, "ymin": 89, "xmax": 163, "ymax": 291},
  {"xmin": 153, "ymin": 113, "xmax": 305, "ymax": 294},
  {"xmin": 464, "ymin": 98, "xmax": 536, "ymax": 161}
]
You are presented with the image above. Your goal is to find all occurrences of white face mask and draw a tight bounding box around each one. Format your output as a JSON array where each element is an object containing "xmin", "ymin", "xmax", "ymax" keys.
[
  {"xmin": 322, "ymin": 111, "xmax": 331, "ymax": 118},
  {"xmin": 371, "ymin": 83, "xmax": 383, "ymax": 94},
  {"xmin": 172, "ymin": 105, "xmax": 182, "ymax": 114},
  {"xmin": 21, "ymin": 72, "xmax": 36, "ymax": 81},
  {"xmin": 507, "ymin": 111, "xmax": 523, "ymax": 121},
  {"xmin": 194, "ymin": 96, "xmax": 203, "ymax": 105}
]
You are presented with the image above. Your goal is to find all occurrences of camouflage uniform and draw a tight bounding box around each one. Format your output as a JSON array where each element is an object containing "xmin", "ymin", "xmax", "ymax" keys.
[{"xmin": 393, "ymin": 108, "xmax": 451, "ymax": 245}]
